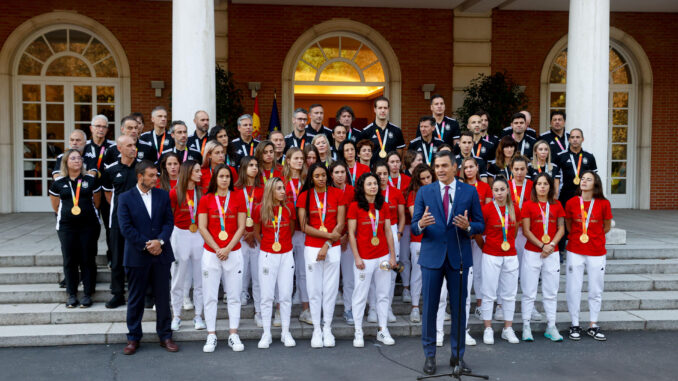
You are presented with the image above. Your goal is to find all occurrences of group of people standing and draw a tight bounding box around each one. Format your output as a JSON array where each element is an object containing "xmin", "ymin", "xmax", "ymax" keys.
[{"xmin": 48, "ymin": 94, "xmax": 612, "ymax": 358}]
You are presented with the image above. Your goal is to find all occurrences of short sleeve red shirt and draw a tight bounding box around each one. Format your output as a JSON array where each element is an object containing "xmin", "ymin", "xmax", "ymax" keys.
[
  {"xmin": 482, "ymin": 202, "xmax": 521, "ymax": 256},
  {"xmin": 510, "ymin": 179, "xmax": 533, "ymax": 209},
  {"xmin": 388, "ymin": 174, "xmax": 411, "ymax": 193},
  {"xmin": 237, "ymin": 185, "xmax": 264, "ymax": 232},
  {"xmin": 200, "ymin": 166, "xmax": 238, "ymax": 194},
  {"xmin": 382, "ymin": 186, "xmax": 405, "ymax": 226},
  {"xmin": 169, "ymin": 188, "xmax": 200, "ymax": 230},
  {"xmin": 197, "ymin": 191, "xmax": 246, "ymax": 252},
  {"xmin": 347, "ymin": 201, "xmax": 391, "ymax": 259},
  {"xmin": 253, "ymin": 202, "xmax": 296, "ymax": 254},
  {"xmin": 260, "ymin": 166, "xmax": 283, "ymax": 185},
  {"xmin": 522, "ymin": 200, "xmax": 566, "ymax": 252},
  {"xmin": 407, "ymin": 191, "xmax": 423, "ymax": 243},
  {"xmin": 297, "ymin": 187, "xmax": 344, "ymax": 247},
  {"xmin": 470, "ymin": 181, "xmax": 493, "ymax": 206},
  {"xmin": 565, "ymin": 197, "xmax": 613, "ymax": 256},
  {"xmin": 347, "ymin": 162, "xmax": 370, "ymax": 186}
]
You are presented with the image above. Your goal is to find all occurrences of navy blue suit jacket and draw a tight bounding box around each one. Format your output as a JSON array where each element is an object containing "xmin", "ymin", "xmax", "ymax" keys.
[
  {"xmin": 411, "ymin": 180, "xmax": 484, "ymax": 270},
  {"xmin": 117, "ymin": 186, "xmax": 175, "ymax": 267}
]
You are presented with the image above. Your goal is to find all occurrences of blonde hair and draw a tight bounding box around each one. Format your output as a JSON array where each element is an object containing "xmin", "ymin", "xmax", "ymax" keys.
[
  {"xmin": 531, "ymin": 140, "xmax": 553, "ymax": 173},
  {"xmin": 59, "ymin": 149, "xmax": 86, "ymax": 178},
  {"xmin": 260, "ymin": 177, "xmax": 290, "ymax": 226},
  {"xmin": 202, "ymin": 140, "xmax": 224, "ymax": 168},
  {"xmin": 311, "ymin": 134, "xmax": 333, "ymax": 167},
  {"xmin": 282, "ymin": 147, "xmax": 307, "ymax": 182}
]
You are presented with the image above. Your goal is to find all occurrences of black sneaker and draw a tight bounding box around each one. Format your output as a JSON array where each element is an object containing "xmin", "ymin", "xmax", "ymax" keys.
[
  {"xmin": 105, "ymin": 295, "xmax": 125, "ymax": 309},
  {"xmin": 586, "ymin": 326, "xmax": 607, "ymax": 341},
  {"xmin": 80, "ymin": 295, "xmax": 93, "ymax": 308},
  {"xmin": 58, "ymin": 279, "xmax": 66, "ymax": 288},
  {"xmin": 66, "ymin": 295, "xmax": 79, "ymax": 308},
  {"xmin": 569, "ymin": 326, "xmax": 582, "ymax": 341}
]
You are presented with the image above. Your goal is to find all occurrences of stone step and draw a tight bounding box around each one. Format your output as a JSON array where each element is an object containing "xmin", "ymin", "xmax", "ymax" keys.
[
  {"xmin": 607, "ymin": 245, "xmax": 678, "ymax": 260},
  {"xmin": 0, "ymin": 252, "xmax": 108, "ymax": 267},
  {"xmin": 1, "ymin": 309, "xmax": 677, "ymax": 347},
  {"xmin": 0, "ymin": 266, "xmax": 110, "ymax": 284}
]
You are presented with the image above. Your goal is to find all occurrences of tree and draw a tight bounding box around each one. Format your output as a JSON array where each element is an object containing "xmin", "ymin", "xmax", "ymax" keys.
[
  {"xmin": 215, "ymin": 65, "xmax": 244, "ymax": 138},
  {"xmin": 455, "ymin": 71, "xmax": 528, "ymax": 136}
]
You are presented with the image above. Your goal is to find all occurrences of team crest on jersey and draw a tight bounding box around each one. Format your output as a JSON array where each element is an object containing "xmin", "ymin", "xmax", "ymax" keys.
[
  {"xmin": 388, "ymin": 132, "xmax": 393, "ymax": 139},
  {"xmin": 481, "ymin": 147, "xmax": 486, "ymax": 153},
  {"xmin": 85, "ymin": 151, "xmax": 95, "ymax": 158},
  {"xmin": 583, "ymin": 157, "xmax": 588, "ymax": 165},
  {"xmin": 82, "ymin": 182, "xmax": 89, "ymax": 189},
  {"xmin": 432, "ymin": 147, "xmax": 438, "ymax": 153},
  {"xmin": 568, "ymin": 265, "xmax": 573, "ymax": 273},
  {"xmin": 137, "ymin": 151, "xmax": 145, "ymax": 159},
  {"xmin": 164, "ymin": 139, "xmax": 169, "ymax": 145},
  {"xmin": 446, "ymin": 124, "xmax": 451, "ymax": 131}
]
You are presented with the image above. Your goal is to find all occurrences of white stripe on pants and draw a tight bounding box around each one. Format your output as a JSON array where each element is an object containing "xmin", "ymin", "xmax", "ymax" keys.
[
  {"xmin": 241, "ymin": 239, "xmax": 261, "ymax": 312},
  {"xmin": 437, "ymin": 267, "xmax": 473, "ymax": 334},
  {"xmin": 521, "ymin": 249, "xmax": 560, "ymax": 326},
  {"xmin": 369, "ymin": 225, "xmax": 399, "ymax": 311},
  {"xmin": 259, "ymin": 250, "xmax": 295, "ymax": 334},
  {"xmin": 340, "ymin": 245, "xmax": 355, "ymax": 312},
  {"xmin": 202, "ymin": 249, "xmax": 242, "ymax": 331},
  {"xmin": 293, "ymin": 231, "xmax": 308, "ymax": 303},
  {"xmin": 400, "ymin": 225, "xmax": 412, "ymax": 287},
  {"xmin": 410, "ymin": 242, "xmax": 422, "ymax": 307},
  {"xmin": 481, "ymin": 254, "xmax": 519, "ymax": 322},
  {"xmin": 170, "ymin": 226, "xmax": 204, "ymax": 317},
  {"xmin": 352, "ymin": 254, "xmax": 392, "ymax": 331},
  {"xmin": 471, "ymin": 240, "xmax": 483, "ymax": 300},
  {"xmin": 566, "ymin": 251, "xmax": 606, "ymax": 326},
  {"xmin": 305, "ymin": 245, "xmax": 341, "ymax": 328}
]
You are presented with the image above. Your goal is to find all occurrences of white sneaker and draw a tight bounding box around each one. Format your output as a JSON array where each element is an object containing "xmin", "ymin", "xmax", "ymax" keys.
[
  {"xmin": 544, "ymin": 325, "xmax": 564, "ymax": 342},
  {"xmin": 388, "ymin": 309, "xmax": 397, "ymax": 323},
  {"xmin": 483, "ymin": 327, "xmax": 494, "ymax": 345},
  {"xmin": 183, "ymin": 296, "xmax": 194, "ymax": 311},
  {"xmin": 273, "ymin": 310, "xmax": 282, "ymax": 327},
  {"xmin": 522, "ymin": 325, "xmax": 534, "ymax": 342},
  {"xmin": 171, "ymin": 317, "xmax": 181, "ymax": 331},
  {"xmin": 292, "ymin": 291, "xmax": 301, "ymax": 305},
  {"xmin": 255, "ymin": 312, "xmax": 263, "ymax": 328},
  {"xmin": 353, "ymin": 329, "xmax": 364, "ymax": 348},
  {"xmin": 299, "ymin": 309, "xmax": 313, "ymax": 325},
  {"xmin": 377, "ymin": 328, "xmax": 395, "ymax": 345},
  {"xmin": 402, "ymin": 288, "xmax": 412, "ymax": 303},
  {"xmin": 241, "ymin": 291, "xmax": 250, "ymax": 305},
  {"xmin": 465, "ymin": 329, "xmax": 477, "ymax": 346},
  {"xmin": 474, "ymin": 307, "xmax": 483, "ymax": 321},
  {"xmin": 258, "ymin": 332, "xmax": 272, "ymax": 349},
  {"xmin": 501, "ymin": 327, "xmax": 520, "ymax": 344},
  {"xmin": 281, "ymin": 331, "xmax": 296, "ymax": 347},
  {"xmin": 194, "ymin": 316, "xmax": 206, "ymax": 330},
  {"xmin": 222, "ymin": 294, "xmax": 228, "ymax": 304},
  {"xmin": 203, "ymin": 333, "xmax": 217, "ymax": 353},
  {"xmin": 531, "ymin": 309, "xmax": 543, "ymax": 321},
  {"xmin": 436, "ymin": 331, "xmax": 444, "ymax": 347},
  {"xmin": 410, "ymin": 308, "xmax": 421, "ymax": 323},
  {"xmin": 311, "ymin": 329, "xmax": 323, "ymax": 348},
  {"xmin": 444, "ymin": 312, "xmax": 451, "ymax": 321},
  {"xmin": 494, "ymin": 305, "xmax": 504, "ymax": 321},
  {"xmin": 323, "ymin": 326, "xmax": 335, "ymax": 347},
  {"xmin": 228, "ymin": 333, "xmax": 244, "ymax": 352},
  {"xmin": 367, "ymin": 309, "xmax": 378, "ymax": 323}
]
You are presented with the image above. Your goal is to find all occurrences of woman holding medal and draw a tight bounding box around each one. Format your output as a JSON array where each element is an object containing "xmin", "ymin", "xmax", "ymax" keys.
[
  {"xmin": 255, "ymin": 140, "xmax": 283, "ymax": 185},
  {"xmin": 487, "ymin": 136, "xmax": 517, "ymax": 185},
  {"xmin": 340, "ymin": 140, "xmax": 369, "ymax": 186},
  {"xmin": 520, "ymin": 173, "xmax": 566, "ymax": 342},
  {"xmin": 565, "ymin": 170, "xmax": 612, "ymax": 342},
  {"xmin": 509, "ymin": 156, "xmax": 533, "ymax": 262},
  {"xmin": 386, "ymin": 151, "xmax": 412, "ymax": 302},
  {"xmin": 234, "ymin": 156, "xmax": 265, "ymax": 326},
  {"xmin": 348, "ymin": 172, "xmax": 398, "ymax": 347},
  {"xmin": 201, "ymin": 140, "xmax": 238, "ymax": 194},
  {"xmin": 169, "ymin": 160, "xmax": 206, "ymax": 331},
  {"xmin": 158, "ymin": 152, "xmax": 181, "ymax": 191},
  {"xmin": 197, "ymin": 164, "xmax": 247, "ymax": 353},
  {"xmin": 530, "ymin": 141, "xmax": 561, "ymax": 198},
  {"xmin": 49, "ymin": 149, "xmax": 101, "ymax": 308},
  {"xmin": 297, "ymin": 163, "xmax": 346, "ymax": 348},
  {"xmin": 253, "ymin": 177, "xmax": 297, "ymax": 348},
  {"xmin": 480, "ymin": 177, "xmax": 521, "ymax": 345}
]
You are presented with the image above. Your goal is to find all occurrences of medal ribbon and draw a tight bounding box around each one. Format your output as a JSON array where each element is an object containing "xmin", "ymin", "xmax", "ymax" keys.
[
  {"xmin": 97, "ymin": 146, "xmax": 105, "ymax": 170},
  {"xmin": 155, "ymin": 132, "xmax": 166, "ymax": 159},
  {"xmin": 539, "ymin": 202, "xmax": 550, "ymax": 238},
  {"xmin": 571, "ymin": 153, "xmax": 583, "ymax": 179},
  {"xmin": 388, "ymin": 175, "xmax": 401, "ymax": 189},
  {"xmin": 313, "ymin": 189, "xmax": 327, "ymax": 227},
  {"xmin": 215, "ymin": 192, "xmax": 231, "ymax": 235},
  {"xmin": 243, "ymin": 187, "xmax": 254, "ymax": 218},
  {"xmin": 182, "ymin": 147, "xmax": 188, "ymax": 162},
  {"xmin": 578, "ymin": 197, "xmax": 595, "ymax": 237},
  {"xmin": 200, "ymin": 138, "xmax": 207, "ymax": 156},
  {"xmin": 555, "ymin": 136, "xmax": 565, "ymax": 151},
  {"xmin": 436, "ymin": 122, "xmax": 445, "ymax": 140},
  {"xmin": 421, "ymin": 141, "xmax": 433, "ymax": 165},
  {"xmin": 249, "ymin": 143, "xmax": 254, "ymax": 156},
  {"xmin": 272, "ymin": 206, "xmax": 283, "ymax": 244},
  {"xmin": 69, "ymin": 179, "xmax": 82, "ymax": 208},
  {"xmin": 186, "ymin": 190, "xmax": 197, "ymax": 225},
  {"xmin": 262, "ymin": 168, "xmax": 274, "ymax": 184},
  {"xmin": 493, "ymin": 201, "xmax": 509, "ymax": 244},
  {"xmin": 289, "ymin": 178, "xmax": 300, "ymax": 207},
  {"xmin": 368, "ymin": 209, "xmax": 379, "ymax": 240},
  {"xmin": 350, "ymin": 164, "xmax": 357, "ymax": 185},
  {"xmin": 476, "ymin": 142, "xmax": 482, "ymax": 157},
  {"xmin": 384, "ymin": 186, "xmax": 390, "ymax": 203},
  {"xmin": 376, "ymin": 129, "xmax": 388, "ymax": 153},
  {"xmin": 511, "ymin": 179, "xmax": 527, "ymax": 208}
]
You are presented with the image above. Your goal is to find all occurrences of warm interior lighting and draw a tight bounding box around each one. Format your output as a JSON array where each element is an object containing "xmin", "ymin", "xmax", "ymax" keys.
[{"xmin": 294, "ymin": 85, "xmax": 384, "ymax": 96}]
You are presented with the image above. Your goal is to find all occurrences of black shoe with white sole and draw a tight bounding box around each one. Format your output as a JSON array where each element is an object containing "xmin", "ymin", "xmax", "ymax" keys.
[
  {"xmin": 66, "ymin": 295, "xmax": 79, "ymax": 308},
  {"xmin": 586, "ymin": 326, "xmax": 607, "ymax": 341},
  {"xmin": 569, "ymin": 326, "xmax": 582, "ymax": 341}
]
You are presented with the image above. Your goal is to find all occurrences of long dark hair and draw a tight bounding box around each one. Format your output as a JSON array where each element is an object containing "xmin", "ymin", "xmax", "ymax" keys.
[
  {"xmin": 208, "ymin": 124, "xmax": 237, "ymax": 164},
  {"xmin": 339, "ymin": 139, "xmax": 357, "ymax": 163},
  {"xmin": 176, "ymin": 160, "xmax": 202, "ymax": 209},
  {"xmin": 355, "ymin": 172, "xmax": 385, "ymax": 212},
  {"xmin": 301, "ymin": 163, "xmax": 330, "ymax": 229},
  {"xmin": 576, "ymin": 170, "xmax": 607, "ymax": 200},
  {"xmin": 495, "ymin": 135, "xmax": 518, "ymax": 168},
  {"xmin": 529, "ymin": 172, "xmax": 555, "ymax": 204},
  {"xmin": 235, "ymin": 156, "xmax": 261, "ymax": 188},
  {"xmin": 404, "ymin": 164, "xmax": 435, "ymax": 202},
  {"xmin": 159, "ymin": 152, "xmax": 181, "ymax": 191},
  {"xmin": 328, "ymin": 161, "xmax": 349, "ymax": 189},
  {"xmin": 206, "ymin": 164, "xmax": 235, "ymax": 194}
]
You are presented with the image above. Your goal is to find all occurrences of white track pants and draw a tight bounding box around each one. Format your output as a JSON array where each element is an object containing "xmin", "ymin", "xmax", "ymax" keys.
[
  {"xmin": 241, "ymin": 238, "xmax": 261, "ymax": 313},
  {"xmin": 340, "ymin": 245, "xmax": 355, "ymax": 311},
  {"xmin": 170, "ymin": 227, "xmax": 204, "ymax": 317},
  {"xmin": 259, "ymin": 250, "xmax": 295, "ymax": 334},
  {"xmin": 436, "ymin": 267, "xmax": 473, "ymax": 334},
  {"xmin": 566, "ymin": 251, "xmax": 606, "ymax": 326},
  {"xmin": 481, "ymin": 254, "xmax": 519, "ymax": 322},
  {"xmin": 369, "ymin": 225, "xmax": 399, "ymax": 311},
  {"xmin": 292, "ymin": 231, "xmax": 308, "ymax": 303},
  {"xmin": 471, "ymin": 240, "xmax": 483, "ymax": 301},
  {"xmin": 410, "ymin": 242, "xmax": 422, "ymax": 307},
  {"xmin": 521, "ymin": 249, "xmax": 560, "ymax": 326},
  {"xmin": 305, "ymin": 245, "xmax": 341, "ymax": 329},
  {"xmin": 202, "ymin": 249, "xmax": 242, "ymax": 331},
  {"xmin": 353, "ymin": 254, "xmax": 392, "ymax": 331},
  {"xmin": 497, "ymin": 229, "xmax": 526, "ymax": 306},
  {"xmin": 400, "ymin": 225, "xmax": 412, "ymax": 287}
]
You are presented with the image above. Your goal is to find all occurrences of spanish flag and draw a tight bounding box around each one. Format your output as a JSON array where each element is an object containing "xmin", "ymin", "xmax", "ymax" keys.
[{"xmin": 252, "ymin": 95, "xmax": 261, "ymax": 139}]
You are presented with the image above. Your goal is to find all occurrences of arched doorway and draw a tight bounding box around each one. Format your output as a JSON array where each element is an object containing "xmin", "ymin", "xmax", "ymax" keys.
[{"xmin": 540, "ymin": 28, "xmax": 653, "ymax": 209}]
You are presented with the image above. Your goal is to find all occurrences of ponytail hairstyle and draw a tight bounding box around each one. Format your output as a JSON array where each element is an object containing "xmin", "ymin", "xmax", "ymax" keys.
[
  {"xmin": 355, "ymin": 172, "xmax": 385, "ymax": 212},
  {"xmin": 529, "ymin": 172, "xmax": 555, "ymax": 204},
  {"xmin": 491, "ymin": 176, "xmax": 516, "ymax": 223}
]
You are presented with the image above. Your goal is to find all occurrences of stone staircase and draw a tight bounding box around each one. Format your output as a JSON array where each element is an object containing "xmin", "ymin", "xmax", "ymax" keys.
[{"xmin": 1, "ymin": 241, "xmax": 678, "ymax": 347}]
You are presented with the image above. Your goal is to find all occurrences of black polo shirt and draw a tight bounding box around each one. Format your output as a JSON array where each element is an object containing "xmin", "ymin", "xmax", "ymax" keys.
[
  {"xmin": 160, "ymin": 146, "xmax": 203, "ymax": 164},
  {"xmin": 305, "ymin": 124, "xmax": 334, "ymax": 147},
  {"xmin": 472, "ymin": 138, "xmax": 496, "ymax": 162},
  {"xmin": 487, "ymin": 160, "xmax": 512, "ymax": 180},
  {"xmin": 408, "ymin": 136, "xmax": 444, "ymax": 165},
  {"xmin": 102, "ymin": 159, "xmax": 140, "ymax": 229},
  {"xmin": 187, "ymin": 132, "xmax": 209, "ymax": 157},
  {"xmin": 513, "ymin": 134, "xmax": 537, "ymax": 159},
  {"xmin": 49, "ymin": 173, "xmax": 100, "ymax": 230},
  {"xmin": 501, "ymin": 126, "xmax": 538, "ymax": 139},
  {"xmin": 83, "ymin": 139, "xmax": 116, "ymax": 174},
  {"xmin": 415, "ymin": 116, "xmax": 461, "ymax": 147},
  {"xmin": 539, "ymin": 130, "xmax": 570, "ymax": 163},
  {"xmin": 139, "ymin": 130, "xmax": 174, "ymax": 159},
  {"xmin": 528, "ymin": 162, "xmax": 562, "ymax": 181},
  {"xmin": 455, "ymin": 154, "xmax": 488, "ymax": 178},
  {"xmin": 103, "ymin": 140, "xmax": 156, "ymax": 166},
  {"xmin": 284, "ymin": 131, "xmax": 312, "ymax": 154},
  {"xmin": 362, "ymin": 121, "xmax": 406, "ymax": 158},
  {"xmin": 346, "ymin": 127, "xmax": 362, "ymax": 142},
  {"xmin": 557, "ymin": 149, "xmax": 598, "ymax": 204},
  {"xmin": 231, "ymin": 136, "xmax": 259, "ymax": 159}
]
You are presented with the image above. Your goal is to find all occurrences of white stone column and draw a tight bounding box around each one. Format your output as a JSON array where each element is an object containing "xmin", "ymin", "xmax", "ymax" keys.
[
  {"xmin": 566, "ymin": 0, "xmax": 610, "ymax": 189},
  {"xmin": 172, "ymin": 0, "xmax": 216, "ymax": 134}
]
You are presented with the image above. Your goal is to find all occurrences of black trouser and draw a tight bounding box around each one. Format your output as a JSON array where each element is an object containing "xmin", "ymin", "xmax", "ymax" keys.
[
  {"xmin": 98, "ymin": 198, "xmax": 112, "ymax": 262},
  {"xmin": 109, "ymin": 227, "xmax": 126, "ymax": 296},
  {"xmin": 126, "ymin": 262, "xmax": 172, "ymax": 341},
  {"xmin": 57, "ymin": 225, "xmax": 100, "ymax": 296}
]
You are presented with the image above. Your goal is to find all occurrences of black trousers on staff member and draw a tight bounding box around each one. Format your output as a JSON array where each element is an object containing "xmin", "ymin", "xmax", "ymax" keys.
[
  {"xmin": 99, "ymin": 198, "xmax": 112, "ymax": 263},
  {"xmin": 109, "ymin": 227, "xmax": 127, "ymax": 297},
  {"xmin": 57, "ymin": 225, "xmax": 100, "ymax": 296},
  {"xmin": 126, "ymin": 262, "xmax": 172, "ymax": 341}
]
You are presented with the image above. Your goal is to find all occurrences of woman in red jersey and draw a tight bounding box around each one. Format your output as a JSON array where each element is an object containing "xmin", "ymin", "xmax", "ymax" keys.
[
  {"xmin": 255, "ymin": 140, "xmax": 283, "ymax": 186},
  {"xmin": 339, "ymin": 140, "xmax": 369, "ymax": 186},
  {"xmin": 158, "ymin": 152, "xmax": 180, "ymax": 191},
  {"xmin": 200, "ymin": 140, "xmax": 237, "ymax": 194}
]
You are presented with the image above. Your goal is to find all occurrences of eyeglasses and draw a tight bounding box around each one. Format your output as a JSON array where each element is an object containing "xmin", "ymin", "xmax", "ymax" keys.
[{"xmin": 93, "ymin": 125, "xmax": 108, "ymax": 129}]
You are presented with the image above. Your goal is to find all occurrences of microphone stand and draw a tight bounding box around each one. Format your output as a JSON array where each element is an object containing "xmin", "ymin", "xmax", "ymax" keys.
[{"xmin": 418, "ymin": 193, "xmax": 488, "ymax": 380}]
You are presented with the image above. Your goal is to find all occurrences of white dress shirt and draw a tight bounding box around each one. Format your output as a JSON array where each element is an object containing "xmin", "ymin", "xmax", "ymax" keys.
[
  {"xmin": 439, "ymin": 179, "xmax": 456, "ymax": 223},
  {"xmin": 137, "ymin": 185, "xmax": 152, "ymax": 219}
]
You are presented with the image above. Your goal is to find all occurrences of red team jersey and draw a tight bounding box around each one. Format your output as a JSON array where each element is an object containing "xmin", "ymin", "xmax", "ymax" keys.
[
  {"xmin": 388, "ymin": 174, "xmax": 411, "ymax": 193},
  {"xmin": 509, "ymin": 179, "xmax": 533, "ymax": 209},
  {"xmin": 347, "ymin": 201, "xmax": 391, "ymax": 259},
  {"xmin": 470, "ymin": 180, "xmax": 493, "ymax": 205},
  {"xmin": 200, "ymin": 166, "xmax": 238, "ymax": 194},
  {"xmin": 253, "ymin": 202, "xmax": 296, "ymax": 254},
  {"xmin": 169, "ymin": 188, "xmax": 200, "ymax": 230},
  {"xmin": 521, "ymin": 200, "xmax": 566, "ymax": 252},
  {"xmin": 482, "ymin": 202, "xmax": 521, "ymax": 256},
  {"xmin": 297, "ymin": 187, "xmax": 344, "ymax": 248},
  {"xmin": 347, "ymin": 163, "xmax": 370, "ymax": 185},
  {"xmin": 236, "ymin": 184, "xmax": 264, "ymax": 232},
  {"xmin": 260, "ymin": 166, "xmax": 283, "ymax": 185},
  {"xmin": 382, "ymin": 185, "xmax": 405, "ymax": 226},
  {"xmin": 565, "ymin": 197, "xmax": 613, "ymax": 256},
  {"xmin": 406, "ymin": 191, "xmax": 423, "ymax": 243},
  {"xmin": 197, "ymin": 191, "xmax": 246, "ymax": 252}
]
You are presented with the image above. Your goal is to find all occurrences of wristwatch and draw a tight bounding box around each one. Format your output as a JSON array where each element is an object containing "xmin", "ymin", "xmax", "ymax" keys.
[
  {"xmin": 465, "ymin": 225, "xmax": 472, "ymax": 234},
  {"xmin": 158, "ymin": 239, "xmax": 165, "ymax": 246}
]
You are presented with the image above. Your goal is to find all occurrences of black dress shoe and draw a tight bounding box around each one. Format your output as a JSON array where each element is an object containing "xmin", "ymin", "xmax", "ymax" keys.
[
  {"xmin": 450, "ymin": 358, "xmax": 472, "ymax": 375},
  {"xmin": 80, "ymin": 295, "xmax": 93, "ymax": 308},
  {"xmin": 144, "ymin": 296, "xmax": 154, "ymax": 309},
  {"xmin": 58, "ymin": 279, "xmax": 66, "ymax": 288},
  {"xmin": 105, "ymin": 295, "xmax": 125, "ymax": 309},
  {"xmin": 423, "ymin": 356, "xmax": 436, "ymax": 375},
  {"xmin": 66, "ymin": 295, "xmax": 79, "ymax": 308}
]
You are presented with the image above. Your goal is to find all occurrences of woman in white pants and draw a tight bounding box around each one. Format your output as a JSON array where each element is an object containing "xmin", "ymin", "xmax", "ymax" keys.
[
  {"xmin": 565, "ymin": 171, "xmax": 612, "ymax": 342},
  {"xmin": 348, "ymin": 172, "xmax": 398, "ymax": 347},
  {"xmin": 520, "ymin": 173, "xmax": 566, "ymax": 342},
  {"xmin": 234, "ymin": 156, "xmax": 265, "ymax": 327},
  {"xmin": 169, "ymin": 160, "xmax": 206, "ymax": 331},
  {"xmin": 197, "ymin": 164, "xmax": 247, "ymax": 353},
  {"xmin": 480, "ymin": 177, "xmax": 521, "ymax": 345},
  {"xmin": 297, "ymin": 163, "xmax": 346, "ymax": 348},
  {"xmin": 386, "ymin": 152, "xmax": 412, "ymax": 302},
  {"xmin": 254, "ymin": 177, "xmax": 297, "ymax": 348}
]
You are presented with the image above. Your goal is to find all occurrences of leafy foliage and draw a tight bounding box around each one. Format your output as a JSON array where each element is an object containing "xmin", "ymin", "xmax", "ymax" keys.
[{"xmin": 215, "ymin": 65, "xmax": 244, "ymax": 138}]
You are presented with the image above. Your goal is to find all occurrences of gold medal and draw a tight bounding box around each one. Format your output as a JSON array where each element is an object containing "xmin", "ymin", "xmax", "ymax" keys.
[
  {"xmin": 501, "ymin": 241, "xmax": 510, "ymax": 251},
  {"xmin": 71, "ymin": 206, "xmax": 81, "ymax": 215},
  {"xmin": 573, "ymin": 177, "xmax": 580, "ymax": 185},
  {"xmin": 379, "ymin": 261, "xmax": 391, "ymax": 271},
  {"xmin": 580, "ymin": 233, "xmax": 589, "ymax": 243},
  {"xmin": 371, "ymin": 237, "xmax": 380, "ymax": 246},
  {"xmin": 541, "ymin": 234, "xmax": 551, "ymax": 244},
  {"xmin": 218, "ymin": 231, "xmax": 229, "ymax": 241},
  {"xmin": 319, "ymin": 225, "xmax": 328, "ymax": 232},
  {"xmin": 189, "ymin": 223, "xmax": 198, "ymax": 233},
  {"xmin": 272, "ymin": 242, "xmax": 282, "ymax": 252},
  {"xmin": 379, "ymin": 150, "xmax": 387, "ymax": 158},
  {"xmin": 246, "ymin": 217, "xmax": 254, "ymax": 227}
]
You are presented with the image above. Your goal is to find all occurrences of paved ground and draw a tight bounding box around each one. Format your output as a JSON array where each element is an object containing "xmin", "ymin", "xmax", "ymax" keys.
[{"xmin": 2, "ymin": 331, "xmax": 676, "ymax": 381}]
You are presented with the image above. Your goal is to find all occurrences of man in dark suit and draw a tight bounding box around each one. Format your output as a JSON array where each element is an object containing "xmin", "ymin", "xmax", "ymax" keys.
[
  {"xmin": 411, "ymin": 151, "xmax": 484, "ymax": 375},
  {"xmin": 117, "ymin": 160, "xmax": 177, "ymax": 355}
]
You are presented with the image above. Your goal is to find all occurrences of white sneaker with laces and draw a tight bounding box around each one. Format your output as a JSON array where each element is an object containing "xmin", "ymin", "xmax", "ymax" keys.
[
  {"xmin": 255, "ymin": 312, "xmax": 263, "ymax": 328},
  {"xmin": 377, "ymin": 328, "xmax": 395, "ymax": 345},
  {"xmin": 402, "ymin": 288, "xmax": 412, "ymax": 303},
  {"xmin": 410, "ymin": 307, "xmax": 421, "ymax": 323},
  {"xmin": 522, "ymin": 325, "xmax": 534, "ymax": 342},
  {"xmin": 171, "ymin": 317, "xmax": 181, "ymax": 331},
  {"xmin": 465, "ymin": 329, "xmax": 477, "ymax": 346},
  {"xmin": 444, "ymin": 312, "xmax": 451, "ymax": 321},
  {"xmin": 353, "ymin": 329, "xmax": 364, "ymax": 348},
  {"xmin": 501, "ymin": 327, "xmax": 520, "ymax": 344},
  {"xmin": 299, "ymin": 309, "xmax": 313, "ymax": 325},
  {"xmin": 258, "ymin": 332, "xmax": 272, "ymax": 349},
  {"xmin": 228, "ymin": 333, "xmax": 244, "ymax": 352},
  {"xmin": 183, "ymin": 296, "xmax": 194, "ymax": 311},
  {"xmin": 494, "ymin": 305, "xmax": 504, "ymax": 321},
  {"xmin": 531, "ymin": 309, "xmax": 543, "ymax": 321},
  {"xmin": 544, "ymin": 325, "xmax": 564, "ymax": 342},
  {"xmin": 273, "ymin": 310, "xmax": 282, "ymax": 327},
  {"xmin": 483, "ymin": 327, "xmax": 494, "ymax": 345},
  {"xmin": 367, "ymin": 309, "xmax": 378, "ymax": 323},
  {"xmin": 311, "ymin": 329, "xmax": 323, "ymax": 348},
  {"xmin": 388, "ymin": 309, "xmax": 397, "ymax": 323},
  {"xmin": 203, "ymin": 333, "xmax": 217, "ymax": 353},
  {"xmin": 323, "ymin": 326, "xmax": 336, "ymax": 347},
  {"xmin": 436, "ymin": 331, "xmax": 444, "ymax": 347},
  {"xmin": 281, "ymin": 331, "xmax": 296, "ymax": 347},
  {"xmin": 194, "ymin": 316, "xmax": 207, "ymax": 330}
]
